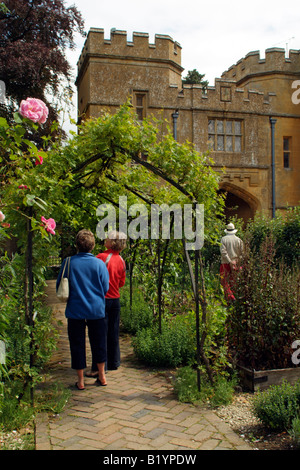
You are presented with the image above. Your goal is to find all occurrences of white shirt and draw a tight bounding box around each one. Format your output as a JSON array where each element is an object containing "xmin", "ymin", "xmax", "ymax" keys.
[{"xmin": 220, "ymin": 233, "xmax": 243, "ymax": 264}]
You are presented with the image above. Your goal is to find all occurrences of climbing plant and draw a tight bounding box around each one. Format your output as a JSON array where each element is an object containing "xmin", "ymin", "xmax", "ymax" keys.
[
  {"xmin": 1, "ymin": 101, "xmax": 225, "ymax": 396},
  {"xmin": 52, "ymin": 103, "xmax": 225, "ymax": 384},
  {"xmin": 0, "ymin": 98, "xmax": 60, "ymax": 403}
]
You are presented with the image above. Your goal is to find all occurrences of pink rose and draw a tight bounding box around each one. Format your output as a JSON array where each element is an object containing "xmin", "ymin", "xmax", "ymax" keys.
[
  {"xmin": 0, "ymin": 211, "xmax": 5, "ymax": 222},
  {"xmin": 19, "ymin": 98, "xmax": 49, "ymax": 124},
  {"xmin": 41, "ymin": 216, "xmax": 56, "ymax": 235},
  {"xmin": 35, "ymin": 155, "xmax": 43, "ymax": 165}
]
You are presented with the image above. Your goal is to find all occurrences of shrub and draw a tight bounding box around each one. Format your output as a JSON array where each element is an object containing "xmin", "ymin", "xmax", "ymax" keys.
[
  {"xmin": 252, "ymin": 380, "xmax": 300, "ymax": 431},
  {"xmin": 173, "ymin": 366, "xmax": 237, "ymax": 407},
  {"xmin": 289, "ymin": 416, "xmax": 300, "ymax": 449},
  {"xmin": 0, "ymin": 381, "xmax": 35, "ymax": 432},
  {"xmin": 120, "ymin": 286, "xmax": 152, "ymax": 334},
  {"xmin": 132, "ymin": 316, "xmax": 195, "ymax": 368},
  {"xmin": 275, "ymin": 207, "xmax": 300, "ymax": 267},
  {"xmin": 227, "ymin": 236, "xmax": 300, "ymax": 370},
  {"xmin": 245, "ymin": 208, "xmax": 300, "ymax": 267}
]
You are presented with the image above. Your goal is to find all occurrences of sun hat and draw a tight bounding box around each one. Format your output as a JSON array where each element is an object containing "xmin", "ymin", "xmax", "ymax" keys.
[{"xmin": 224, "ymin": 223, "xmax": 237, "ymax": 234}]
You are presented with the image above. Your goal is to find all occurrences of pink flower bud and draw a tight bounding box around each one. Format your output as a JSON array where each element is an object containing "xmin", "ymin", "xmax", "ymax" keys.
[
  {"xmin": 0, "ymin": 211, "xmax": 5, "ymax": 222},
  {"xmin": 35, "ymin": 155, "xmax": 43, "ymax": 165}
]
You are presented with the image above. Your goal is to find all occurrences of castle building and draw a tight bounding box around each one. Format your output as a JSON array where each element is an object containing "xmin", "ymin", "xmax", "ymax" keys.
[{"xmin": 76, "ymin": 28, "xmax": 300, "ymax": 223}]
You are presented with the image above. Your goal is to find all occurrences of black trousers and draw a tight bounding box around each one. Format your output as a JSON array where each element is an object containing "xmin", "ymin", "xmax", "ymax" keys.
[
  {"xmin": 68, "ymin": 318, "xmax": 106, "ymax": 370},
  {"xmin": 92, "ymin": 298, "xmax": 121, "ymax": 371}
]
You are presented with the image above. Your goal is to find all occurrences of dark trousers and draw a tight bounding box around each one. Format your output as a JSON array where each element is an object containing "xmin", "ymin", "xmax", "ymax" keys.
[
  {"xmin": 68, "ymin": 318, "xmax": 106, "ymax": 370},
  {"xmin": 92, "ymin": 298, "xmax": 121, "ymax": 371}
]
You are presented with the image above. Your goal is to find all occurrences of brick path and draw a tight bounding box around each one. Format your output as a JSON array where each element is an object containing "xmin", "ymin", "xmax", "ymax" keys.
[{"xmin": 35, "ymin": 280, "xmax": 252, "ymax": 451}]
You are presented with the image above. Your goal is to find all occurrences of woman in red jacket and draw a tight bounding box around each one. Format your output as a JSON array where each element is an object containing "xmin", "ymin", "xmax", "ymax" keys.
[{"xmin": 86, "ymin": 231, "xmax": 126, "ymax": 377}]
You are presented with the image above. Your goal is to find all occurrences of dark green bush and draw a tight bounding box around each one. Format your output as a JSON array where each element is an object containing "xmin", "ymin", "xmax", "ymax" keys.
[
  {"xmin": 245, "ymin": 207, "xmax": 300, "ymax": 267},
  {"xmin": 252, "ymin": 380, "xmax": 300, "ymax": 431},
  {"xmin": 120, "ymin": 286, "xmax": 153, "ymax": 334},
  {"xmin": 289, "ymin": 416, "xmax": 300, "ymax": 448},
  {"xmin": 132, "ymin": 317, "xmax": 195, "ymax": 368},
  {"xmin": 227, "ymin": 236, "xmax": 300, "ymax": 370},
  {"xmin": 275, "ymin": 207, "xmax": 300, "ymax": 266}
]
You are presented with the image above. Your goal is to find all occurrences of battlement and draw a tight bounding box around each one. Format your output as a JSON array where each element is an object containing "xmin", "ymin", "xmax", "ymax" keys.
[
  {"xmin": 77, "ymin": 28, "xmax": 182, "ymax": 71},
  {"xmin": 176, "ymin": 77, "xmax": 271, "ymax": 113},
  {"xmin": 222, "ymin": 48, "xmax": 300, "ymax": 82}
]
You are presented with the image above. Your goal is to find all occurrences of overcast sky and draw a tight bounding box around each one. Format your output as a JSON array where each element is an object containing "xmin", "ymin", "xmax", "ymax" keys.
[{"xmin": 63, "ymin": 0, "xmax": 300, "ymax": 132}]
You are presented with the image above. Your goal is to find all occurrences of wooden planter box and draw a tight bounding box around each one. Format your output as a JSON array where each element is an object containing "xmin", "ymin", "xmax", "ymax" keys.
[{"xmin": 238, "ymin": 365, "xmax": 300, "ymax": 392}]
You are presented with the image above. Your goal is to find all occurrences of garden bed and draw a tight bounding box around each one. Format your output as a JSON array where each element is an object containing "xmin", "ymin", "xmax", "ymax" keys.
[{"xmin": 238, "ymin": 365, "xmax": 300, "ymax": 392}]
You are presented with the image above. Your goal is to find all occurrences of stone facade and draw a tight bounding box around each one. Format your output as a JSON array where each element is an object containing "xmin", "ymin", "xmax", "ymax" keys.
[{"xmin": 76, "ymin": 28, "xmax": 300, "ymax": 223}]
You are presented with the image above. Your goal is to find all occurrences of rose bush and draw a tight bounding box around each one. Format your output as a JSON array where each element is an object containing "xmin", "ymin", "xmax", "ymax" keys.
[{"xmin": 0, "ymin": 97, "xmax": 58, "ymax": 417}]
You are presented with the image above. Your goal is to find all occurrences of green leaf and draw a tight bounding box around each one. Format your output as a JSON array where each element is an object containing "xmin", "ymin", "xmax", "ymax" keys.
[
  {"xmin": 13, "ymin": 112, "xmax": 23, "ymax": 124},
  {"xmin": 0, "ymin": 117, "xmax": 8, "ymax": 128},
  {"xmin": 25, "ymin": 194, "xmax": 48, "ymax": 210}
]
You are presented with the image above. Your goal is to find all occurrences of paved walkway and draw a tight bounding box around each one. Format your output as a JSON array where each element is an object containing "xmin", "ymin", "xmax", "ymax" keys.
[{"xmin": 35, "ymin": 280, "xmax": 252, "ymax": 451}]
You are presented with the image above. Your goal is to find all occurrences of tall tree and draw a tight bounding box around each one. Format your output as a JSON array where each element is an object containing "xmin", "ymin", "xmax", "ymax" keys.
[
  {"xmin": 0, "ymin": 0, "xmax": 85, "ymax": 127},
  {"xmin": 182, "ymin": 69, "xmax": 208, "ymax": 90}
]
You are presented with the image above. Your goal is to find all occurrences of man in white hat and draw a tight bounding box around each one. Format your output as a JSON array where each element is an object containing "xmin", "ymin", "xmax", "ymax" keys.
[{"xmin": 220, "ymin": 223, "xmax": 243, "ymax": 301}]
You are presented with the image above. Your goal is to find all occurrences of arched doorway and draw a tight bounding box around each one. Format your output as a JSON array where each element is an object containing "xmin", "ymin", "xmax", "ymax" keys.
[{"xmin": 219, "ymin": 183, "xmax": 260, "ymax": 226}]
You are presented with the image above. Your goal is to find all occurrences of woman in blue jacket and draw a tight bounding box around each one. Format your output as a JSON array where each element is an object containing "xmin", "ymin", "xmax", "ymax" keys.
[{"xmin": 56, "ymin": 229, "xmax": 109, "ymax": 390}]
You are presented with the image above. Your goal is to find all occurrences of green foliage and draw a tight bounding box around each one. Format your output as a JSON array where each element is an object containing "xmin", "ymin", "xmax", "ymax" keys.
[
  {"xmin": 252, "ymin": 381, "xmax": 300, "ymax": 431},
  {"xmin": 132, "ymin": 317, "xmax": 195, "ymax": 368},
  {"xmin": 245, "ymin": 207, "xmax": 300, "ymax": 267},
  {"xmin": 200, "ymin": 270, "xmax": 230, "ymax": 373},
  {"xmin": 125, "ymin": 263, "xmax": 230, "ymax": 376},
  {"xmin": 0, "ymin": 380, "xmax": 71, "ymax": 434},
  {"xmin": 0, "ymin": 100, "xmax": 226, "ymax": 433},
  {"xmin": 0, "ymin": 250, "xmax": 59, "ymax": 367},
  {"xmin": 0, "ymin": 396, "xmax": 35, "ymax": 434},
  {"xmin": 174, "ymin": 366, "xmax": 237, "ymax": 407},
  {"xmin": 120, "ymin": 285, "xmax": 152, "ymax": 334},
  {"xmin": 59, "ymin": 102, "xmax": 224, "ymax": 246},
  {"xmin": 0, "ymin": 104, "xmax": 63, "ymax": 430},
  {"xmin": 34, "ymin": 382, "xmax": 72, "ymax": 415},
  {"xmin": 227, "ymin": 235, "xmax": 300, "ymax": 370},
  {"xmin": 182, "ymin": 69, "xmax": 208, "ymax": 89},
  {"xmin": 289, "ymin": 416, "xmax": 300, "ymax": 448}
]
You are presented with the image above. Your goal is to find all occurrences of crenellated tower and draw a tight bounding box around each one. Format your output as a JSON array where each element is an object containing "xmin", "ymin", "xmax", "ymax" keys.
[
  {"xmin": 76, "ymin": 28, "xmax": 183, "ymax": 119},
  {"xmin": 221, "ymin": 48, "xmax": 300, "ymax": 114},
  {"xmin": 76, "ymin": 29, "xmax": 300, "ymax": 222}
]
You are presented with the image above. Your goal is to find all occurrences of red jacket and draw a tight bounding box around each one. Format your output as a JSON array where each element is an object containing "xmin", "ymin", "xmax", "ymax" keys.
[{"xmin": 96, "ymin": 249, "xmax": 126, "ymax": 299}]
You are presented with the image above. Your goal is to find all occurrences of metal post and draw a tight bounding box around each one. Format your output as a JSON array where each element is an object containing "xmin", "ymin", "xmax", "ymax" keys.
[
  {"xmin": 172, "ymin": 110, "xmax": 179, "ymax": 140},
  {"xmin": 270, "ymin": 117, "xmax": 277, "ymax": 218},
  {"xmin": 26, "ymin": 206, "xmax": 34, "ymax": 404}
]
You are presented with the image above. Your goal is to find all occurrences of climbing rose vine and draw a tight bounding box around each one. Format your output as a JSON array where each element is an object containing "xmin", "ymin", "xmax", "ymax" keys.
[{"xmin": 0, "ymin": 97, "xmax": 56, "ymax": 236}]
